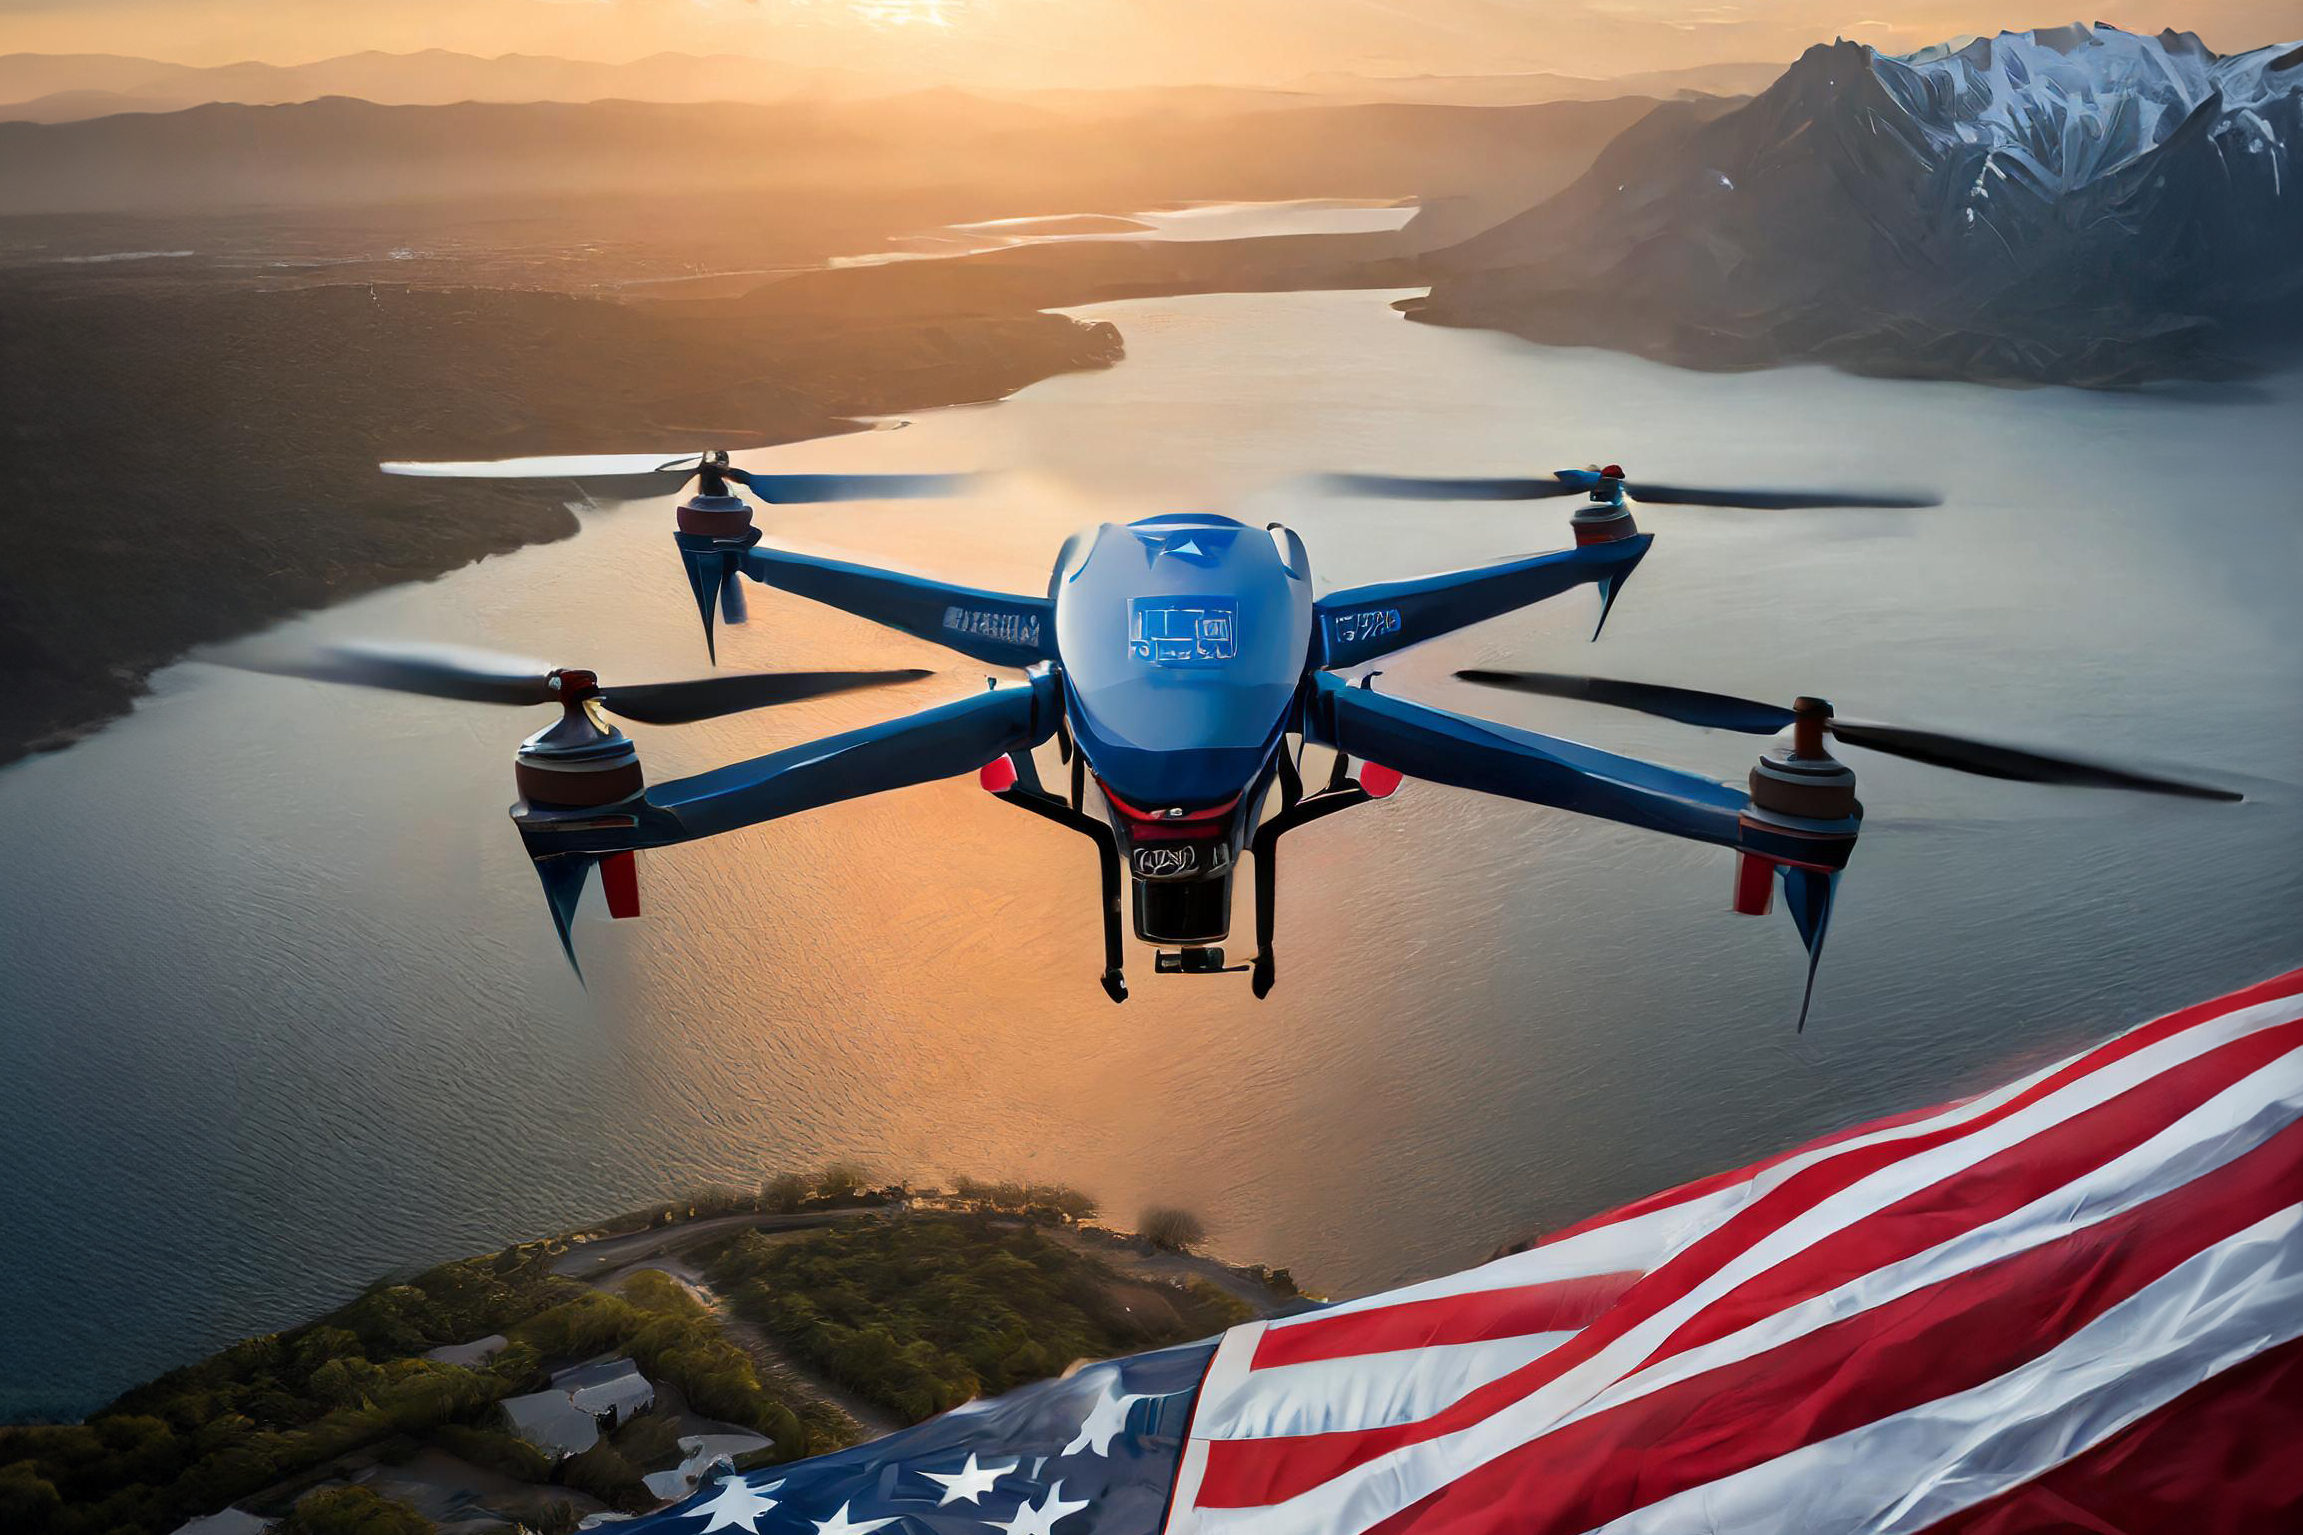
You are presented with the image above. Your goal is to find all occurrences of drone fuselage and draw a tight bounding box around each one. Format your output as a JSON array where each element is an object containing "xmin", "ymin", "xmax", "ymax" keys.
[{"xmin": 1051, "ymin": 513, "xmax": 1315, "ymax": 947}]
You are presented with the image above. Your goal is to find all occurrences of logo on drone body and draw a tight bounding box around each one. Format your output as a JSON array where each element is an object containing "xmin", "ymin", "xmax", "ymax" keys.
[
  {"xmin": 1132, "ymin": 846, "xmax": 1197, "ymax": 878},
  {"xmin": 942, "ymin": 606, "xmax": 1042, "ymax": 649},
  {"xmin": 1328, "ymin": 608, "xmax": 1402, "ymax": 648},
  {"xmin": 1128, "ymin": 596, "xmax": 1239, "ymax": 668}
]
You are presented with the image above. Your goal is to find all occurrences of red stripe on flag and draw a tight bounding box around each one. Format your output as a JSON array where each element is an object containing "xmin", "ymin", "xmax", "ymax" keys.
[
  {"xmin": 1649, "ymin": 1016, "xmax": 2303, "ymax": 1366},
  {"xmin": 1337, "ymin": 1116, "xmax": 2303, "ymax": 1535},
  {"xmin": 1536, "ymin": 968, "xmax": 2303, "ymax": 1250},
  {"xmin": 1917, "ymin": 1333, "xmax": 2303, "ymax": 1535},
  {"xmin": 1191, "ymin": 996, "xmax": 2303, "ymax": 1510},
  {"xmin": 1252, "ymin": 1273, "xmax": 1640, "ymax": 1371}
]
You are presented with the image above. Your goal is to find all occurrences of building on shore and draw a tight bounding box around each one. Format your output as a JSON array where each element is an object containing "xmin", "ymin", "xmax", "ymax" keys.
[{"xmin": 500, "ymin": 1358, "xmax": 656, "ymax": 1460}]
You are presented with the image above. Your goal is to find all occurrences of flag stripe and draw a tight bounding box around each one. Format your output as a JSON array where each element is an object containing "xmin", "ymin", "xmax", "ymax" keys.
[
  {"xmin": 1251, "ymin": 1273, "xmax": 1639, "ymax": 1369},
  {"xmin": 1536, "ymin": 967, "xmax": 2303, "ymax": 1251},
  {"xmin": 1648, "ymin": 1014, "xmax": 2303, "ymax": 1365},
  {"xmin": 1169, "ymin": 971, "xmax": 2303, "ymax": 1535},
  {"xmin": 1340, "ymin": 1117, "xmax": 2303, "ymax": 1535},
  {"xmin": 1200, "ymin": 1331, "xmax": 1580, "ymax": 1441},
  {"xmin": 1917, "ymin": 1331, "xmax": 2303, "ymax": 1535},
  {"xmin": 1187, "ymin": 994, "xmax": 2303, "ymax": 1514},
  {"xmin": 1583, "ymin": 1202, "xmax": 2303, "ymax": 1535}
]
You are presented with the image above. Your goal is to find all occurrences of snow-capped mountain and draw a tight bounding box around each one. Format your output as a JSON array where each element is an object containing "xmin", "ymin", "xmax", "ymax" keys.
[
  {"xmin": 1880, "ymin": 24, "xmax": 2291, "ymax": 195},
  {"xmin": 1416, "ymin": 24, "xmax": 2302, "ymax": 385}
]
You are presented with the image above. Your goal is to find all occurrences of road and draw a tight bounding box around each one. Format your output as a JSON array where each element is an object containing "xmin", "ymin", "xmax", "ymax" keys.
[{"xmin": 547, "ymin": 1208, "xmax": 875, "ymax": 1281}]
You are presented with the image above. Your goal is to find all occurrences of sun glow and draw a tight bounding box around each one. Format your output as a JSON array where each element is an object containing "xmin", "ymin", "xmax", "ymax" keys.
[{"xmin": 846, "ymin": 0, "xmax": 964, "ymax": 29}]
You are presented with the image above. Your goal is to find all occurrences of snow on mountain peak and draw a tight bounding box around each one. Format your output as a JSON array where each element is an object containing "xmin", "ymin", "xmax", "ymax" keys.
[{"xmin": 1871, "ymin": 22, "xmax": 2298, "ymax": 192}]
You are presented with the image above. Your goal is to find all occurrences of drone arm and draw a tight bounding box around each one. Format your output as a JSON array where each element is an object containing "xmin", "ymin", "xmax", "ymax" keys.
[
  {"xmin": 1313, "ymin": 535, "xmax": 1651, "ymax": 670},
  {"xmin": 519, "ymin": 673, "xmax": 1059, "ymax": 858},
  {"xmin": 1302, "ymin": 671, "xmax": 1747, "ymax": 848},
  {"xmin": 739, "ymin": 545, "xmax": 1054, "ymax": 669}
]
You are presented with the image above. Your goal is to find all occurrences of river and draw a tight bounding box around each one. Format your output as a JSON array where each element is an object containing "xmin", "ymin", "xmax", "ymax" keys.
[{"xmin": 2, "ymin": 288, "xmax": 2298, "ymax": 1420}]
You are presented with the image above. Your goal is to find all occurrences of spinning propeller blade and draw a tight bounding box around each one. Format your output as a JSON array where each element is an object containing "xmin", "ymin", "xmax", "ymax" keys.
[
  {"xmin": 1626, "ymin": 483, "xmax": 1941, "ymax": 510},
  {"xmin": 381, "ymin": 453, "xmax": 975, "ymax": 503},
  {"xmin": 1455, "ymin": 670, "xmax": 1796, "ymax": 732},
  {"xmin": 227, "ymin": 641, "xmax": 560, "ymax": 704},
  {"xmin": 735, "ymin": 471, "xmax": 973, "ymax": 503},
  {"xmin": 1314, "ymin": 473, "xmax": 1580, "ymax": 501},
  {"xmin": 382, "ymin": 454, "xmax": 704, "ymax": 480},
  {"xmin": 222, "ymin": 641, "xmax": 926, "ymax": 724},
  {"xmin": 1454, "ymin": 670, "xmax": 2242, "ymax": 801},
  {"xmin": 602, "ymin": 669, "xmax": 932, "ymax": 725},
  {"xmin": 1317, "ymin": 465, "xmax": 1938, "ymax": 509}
]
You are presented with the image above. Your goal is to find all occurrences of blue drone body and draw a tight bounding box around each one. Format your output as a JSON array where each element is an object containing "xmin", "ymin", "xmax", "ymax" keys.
[{"xmin": 252, "ymin": 450, "xmax": 2231, "ymax": 1020}]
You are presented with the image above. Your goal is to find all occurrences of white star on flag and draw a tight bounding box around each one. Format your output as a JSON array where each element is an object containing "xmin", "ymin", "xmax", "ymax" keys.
[
  {"xmin": 919, "ymin": 1452, "xmax": 1015, "ymax": 1506},
  {"xmin": 989, "ymin": 1480, "xmax": 1089, "ymax": 1535},
  {"xmin": 1061, "ymin": 1377, "xmax": 1147, "ymax": 1457},
  {"xmin": 693, "ymin": 1477, "xmax": 781, "ymax": 1534},
  {"xmin": 810, "ymin": 1501, "xmax": 900, "ymax": 1535}
]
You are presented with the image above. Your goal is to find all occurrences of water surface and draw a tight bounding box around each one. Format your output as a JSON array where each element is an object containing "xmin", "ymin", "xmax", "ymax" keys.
[{"xmin": 2, "ymin": 290, "xmax": 2298, "ymax": 1419}]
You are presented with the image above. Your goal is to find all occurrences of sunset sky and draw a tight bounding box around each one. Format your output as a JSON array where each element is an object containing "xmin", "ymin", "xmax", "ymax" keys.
[{"xmin": 0, "ymin": 0, "xmax": 2293, "ymax": 84}]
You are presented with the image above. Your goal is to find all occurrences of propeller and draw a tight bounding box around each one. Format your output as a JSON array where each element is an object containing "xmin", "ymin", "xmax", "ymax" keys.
[
  {"xmin": 1453, "ymin": 670, "xmax": 2243, "ymax": 802},
  {"xmin": 382, "ymin": 449, "xmax": 974, "ymax": 503},
  {"xmin": 221, "ymin": 641, "xmax": 929, "ymax": 725},
  {"xmin": 1318, "ymin": 464, "xmax": 1939, "ymax": 510},
  {"xmin": 1318, "ymin": 473, "xmax": 1581, "ymax": 501}
]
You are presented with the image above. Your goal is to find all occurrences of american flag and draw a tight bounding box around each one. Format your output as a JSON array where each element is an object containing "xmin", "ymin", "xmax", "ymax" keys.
[{"xmin": 629, "ymin": 968, "xmax": 2303, "ymax": 1535}]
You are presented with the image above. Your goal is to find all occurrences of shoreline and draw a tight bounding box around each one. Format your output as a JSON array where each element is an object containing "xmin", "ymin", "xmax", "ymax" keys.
[
  {"xmin": 0, "ymin": 275, "xmax": 1126, "ymax": 770},
  {"xmin": 0, "ymin": 207, "xmax": 1440, "ymax": 774}
]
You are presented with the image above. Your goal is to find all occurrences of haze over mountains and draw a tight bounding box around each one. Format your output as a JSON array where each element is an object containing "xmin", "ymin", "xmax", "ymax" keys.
[
  {"xmin": 0, "ymin": 91, "xmax": 1660, "ymax": 219},
  {"xmin": 0, "ymin": 50, "xmax": 896, "ymax": 123},
  {"xmin": 1416, "ymin": 24, "xmax": 2303, "ymax": 384},
  {"xmin": 0, "ymin": 47, "xmax": 1787, "ymax": 125}
]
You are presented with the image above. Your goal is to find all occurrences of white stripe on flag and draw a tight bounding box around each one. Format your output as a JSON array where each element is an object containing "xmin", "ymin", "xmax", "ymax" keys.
[
  {"xmin": 1589, "ymin": 1201, "xmax": 2303, "ymax": 1535},
  {"xmin": 1172, "ymin": 984, "xmax": 2303, "ymax": 1535},
  {"xmin": 1549, "ymin": 1039, "xmax": 2303, "ymax": 1436},
  {"xmin": 1196, "ymin": 1331, "xmax": 1580, "ymax": 1440}
]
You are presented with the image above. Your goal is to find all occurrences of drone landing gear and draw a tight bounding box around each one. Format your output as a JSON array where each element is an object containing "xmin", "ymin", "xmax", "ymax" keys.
[
  {"xmin": 983, "ymin": 747, "xmax": 1128, "ymax": 1003},
  {"xmin": 1248, "ymin": 739, "xmax": 1379, "ymax": 1000}
]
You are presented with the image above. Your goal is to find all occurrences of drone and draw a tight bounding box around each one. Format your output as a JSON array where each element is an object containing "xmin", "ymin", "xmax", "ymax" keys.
[{"xmin": 237, "ymin": 449, "xmax": 2240, "ymax": 1021}]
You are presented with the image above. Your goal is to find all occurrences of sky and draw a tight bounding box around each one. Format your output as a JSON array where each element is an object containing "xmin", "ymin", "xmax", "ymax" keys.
[{"xmin": 0, "ymin": 0, "xmax": 2293, "ymax": 84}]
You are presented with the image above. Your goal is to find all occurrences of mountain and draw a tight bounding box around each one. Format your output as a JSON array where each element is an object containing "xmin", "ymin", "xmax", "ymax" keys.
[
  {"xmin": 0, "ymin": 48, "xmax": 1761, "ymax": 126},
  {"xmin": 1292, "ymin": 61, "xmax": 1788, "ymax": 106},
  {"xmin": 0, "ymin": 50, "xmax": 903, "ymax": 123},
  {"xmin": 0, "ymin": 93, "xmax": 1658, "ymax": 218},
  {"xmin": 0, "ymin": 88, "xmax": 184, "ymax": 124},
  {"xmin": 1414, "ymin": 25, "xmax": 2303, "ymax": 385}
]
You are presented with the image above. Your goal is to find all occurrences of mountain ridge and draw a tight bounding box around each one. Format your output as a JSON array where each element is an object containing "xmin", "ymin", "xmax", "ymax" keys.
[
  {"xmin": 0, "ymin": 46, "xmax": 1760, "ymax": 125},
  {"xmin": 1414, "ymin": 23, "xmax": 2303, "ymax": 385}
]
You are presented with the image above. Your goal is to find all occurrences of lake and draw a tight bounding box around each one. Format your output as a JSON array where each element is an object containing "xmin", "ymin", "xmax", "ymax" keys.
[{"xmin": 2, "ymin": 288, "xmax": 2298, "ymax": 1421}]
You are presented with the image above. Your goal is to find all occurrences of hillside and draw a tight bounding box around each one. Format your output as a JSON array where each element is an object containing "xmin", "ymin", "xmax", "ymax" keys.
[
  {"xmin": 0, "ymin": 275, "xmax": 1118, "ymax": 766},
  {"xmin": 0, "ymin": 1181, "xmax": 1277, "ymax": 1535}
]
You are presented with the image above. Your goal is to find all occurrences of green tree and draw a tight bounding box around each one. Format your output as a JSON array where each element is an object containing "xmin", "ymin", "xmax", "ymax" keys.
[
  {"xmin": 0, "ymin": 1460, "xmax": 62, "ymax": 1535},
  {"xmin": 760, "ymin": 1172, "xmax": 812, "ymax": 1213},
  {"xmin": 274, "ymin": 1485, "xmax": 431, "ymax": 1535},
  {"xmin": 816, "ymin": 1163, "xmax": 870, "ymax": 1201}
]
